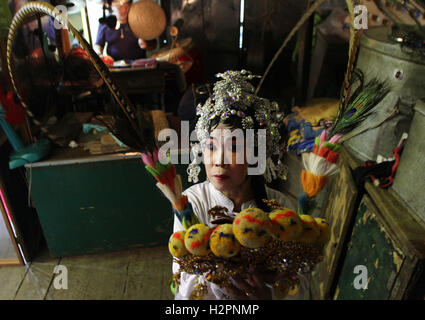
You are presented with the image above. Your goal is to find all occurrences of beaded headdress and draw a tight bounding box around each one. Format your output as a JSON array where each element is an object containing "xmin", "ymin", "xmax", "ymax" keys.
[{"xmin": 187, "ymin": 70, "xmax": 287, "ymax": 183}]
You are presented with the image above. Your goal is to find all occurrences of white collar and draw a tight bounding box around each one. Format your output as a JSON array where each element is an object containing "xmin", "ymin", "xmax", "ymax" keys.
[{"xmin": 207, "ymin": 182, "xmax": 256, "ymax": 218}]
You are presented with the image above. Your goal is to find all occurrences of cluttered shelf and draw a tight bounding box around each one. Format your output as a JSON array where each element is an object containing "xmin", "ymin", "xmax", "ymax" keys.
[
  {"xmin": 109, "ymin": 60, "xmax": 186, "ymax": 95},
  {"xmin": 22, "ymin": 108, "xmax": 185, "ymax": 168},
  {"xmin": 339, "ymin": 145, "xmax": 425, "ymax": 257},
  {"xmin": 341, "ymin": 144, "xmax": 425, "ymax": 234},
  {"xmin": 19, "ymin": 109, "xmax": 189, "ymax": 257},
  {"xmin": 24, "ymin": 145, "xmax": 141, "ymax": 168}
]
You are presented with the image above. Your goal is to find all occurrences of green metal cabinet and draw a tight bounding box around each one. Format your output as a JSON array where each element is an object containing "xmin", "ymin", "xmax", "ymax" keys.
[
  {"xmin": 310, "ymin": 149, "xmax": 358, "ymax": 300},
  {"xmin": 334, "ymin": 195, "xmax": 404, "ymax": 299},
  {"xmin": 334, "ymin": 184, "xmax": 425, "ymax": 300},
  {"xmin": 26, "ymin": 150, "xmax": 203, "ymax": 257}
]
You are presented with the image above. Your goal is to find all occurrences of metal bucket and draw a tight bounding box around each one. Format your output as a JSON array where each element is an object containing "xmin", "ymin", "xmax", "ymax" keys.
[
  {"xmin": 344, "ymin": 26, "xmax": 425, "ymax": 161},
  {"xmin": 392, "ymin": 100, "xmax": 425, "ymax": 224}
]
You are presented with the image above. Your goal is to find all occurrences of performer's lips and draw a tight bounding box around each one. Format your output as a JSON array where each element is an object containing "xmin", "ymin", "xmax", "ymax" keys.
[{"xmin": 213, "ymin": 174, "xmax": 229, "ymax": 181}]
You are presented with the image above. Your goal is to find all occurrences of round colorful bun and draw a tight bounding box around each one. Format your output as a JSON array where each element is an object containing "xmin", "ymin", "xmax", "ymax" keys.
[
  {"xmin": 184, "ymin": 224, "xmax": 213, "ymax": 256},
  {"xmin": 269, "ymin": 208, "xmax": 303, "ymax": 241},
  {"xmin": 233, "ymin": 208, "xmax": 272, "ymax": 248},
  {"xmin": 314, "ymin": 217, "xmax": 331, "ymax": 243},
  {"xmin": 168, "ymin": 230, "xmax": 188, "ymax": 257},
  {"xmin": 298, "ymin": 215, "xmax": 320, "ymax": 243},
  {"xmin": 210, "ymin": 224, "xmax": 241, "ymax": 258}
]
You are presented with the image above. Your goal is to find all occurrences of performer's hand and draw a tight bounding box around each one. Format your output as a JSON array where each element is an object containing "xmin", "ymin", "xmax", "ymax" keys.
[{"xmin": 226, "ymin": 266, "xmax": 272, "ymax": 300}]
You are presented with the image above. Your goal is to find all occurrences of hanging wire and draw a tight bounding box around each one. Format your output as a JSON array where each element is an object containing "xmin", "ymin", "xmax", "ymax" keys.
[{"xmin": 256, "ymin": 0, "xmax": 328, "ymax": 94}]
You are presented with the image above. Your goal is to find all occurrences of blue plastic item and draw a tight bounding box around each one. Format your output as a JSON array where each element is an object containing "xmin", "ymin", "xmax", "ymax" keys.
[
  {"xmin": 0, "ymin": 103, "xmax": 50, "ymax": 169},
  {"xmin": 9, "ymin": 138, "xmax": 51, "ymax": 169}
]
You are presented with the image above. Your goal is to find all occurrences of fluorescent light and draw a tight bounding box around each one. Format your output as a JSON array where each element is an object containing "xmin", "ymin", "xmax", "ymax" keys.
[
  {"xmin": 239, "ymin": 0, "xmax": 245, "ymax": 49},
  {"xmin": 239, "ymin": 26, "xmax": 244, "ymax": 49},
  {"xmin": 240, "ymin": 0, "xmax": 245, "ymax": 23}
]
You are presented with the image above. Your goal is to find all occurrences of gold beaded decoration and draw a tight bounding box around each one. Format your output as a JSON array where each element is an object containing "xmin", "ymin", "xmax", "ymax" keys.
[{"xmin": 174, "ymin": 239, "xmax": 324, "ymax": 300}]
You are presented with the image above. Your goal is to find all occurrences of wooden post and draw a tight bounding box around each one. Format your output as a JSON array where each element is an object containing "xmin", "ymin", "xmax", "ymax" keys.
[{"xmin": 81, "ymin": 6, "xmax": 92, "ymax": 46}]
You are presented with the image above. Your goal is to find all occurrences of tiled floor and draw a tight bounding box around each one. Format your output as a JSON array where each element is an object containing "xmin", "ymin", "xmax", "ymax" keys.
[{"xmin": 0, "ymin": 245, "xmax": 174, "ymax": 300}]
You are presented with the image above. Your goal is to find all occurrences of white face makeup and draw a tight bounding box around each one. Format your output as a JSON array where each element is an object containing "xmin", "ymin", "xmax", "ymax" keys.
[
  {"xmin": 203, "ymin": 124, "xmax": 250, "ymax": 194},
  {"xmin": 204, "ymin": 127, "xmax": 246, "ymax": 166},
  {"xmin": 190, "ymin": 70, "xmax": 282, "ymax": 185}
]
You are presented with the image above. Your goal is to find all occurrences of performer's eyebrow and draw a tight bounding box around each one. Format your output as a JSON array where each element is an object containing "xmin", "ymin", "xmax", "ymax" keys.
[{"xmin": 224, "ymin": 133, "xmax": 244, "ymax": 143}]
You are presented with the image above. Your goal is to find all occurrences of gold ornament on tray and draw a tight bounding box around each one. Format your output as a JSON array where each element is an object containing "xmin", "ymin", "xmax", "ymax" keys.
[{"xmin": 169, "ymin": 203, "xmax": 330, "ymax": 300}]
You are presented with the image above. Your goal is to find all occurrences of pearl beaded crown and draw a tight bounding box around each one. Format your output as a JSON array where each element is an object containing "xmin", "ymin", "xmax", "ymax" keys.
[{"xmin": 188, "ymin": 70, "xmax": 287, "ymax": 183}]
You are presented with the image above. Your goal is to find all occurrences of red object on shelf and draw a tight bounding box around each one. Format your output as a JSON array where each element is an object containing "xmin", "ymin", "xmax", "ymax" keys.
[
  {"xmin": 101, "ymin": 55, "xmax": 114, "ymax": 66},
  {"xmin": 0, "ymin": 90, "xmax": 26, "ymax": 125},
  {"xmin": 70, "ymin": 47, "xmax": 89, "ymax": 60},
  {"xmin": 182, "ymin": 45, "xmax": 204, "ymax": 86}
]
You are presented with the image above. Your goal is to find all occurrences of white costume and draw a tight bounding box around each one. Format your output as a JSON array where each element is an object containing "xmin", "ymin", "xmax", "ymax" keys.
[{"xmin": 172, "ymin": 181, "xmax": 310, "ymax": 300}]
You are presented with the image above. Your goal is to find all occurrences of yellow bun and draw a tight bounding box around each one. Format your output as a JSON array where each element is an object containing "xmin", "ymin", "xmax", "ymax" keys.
[
  {"xmin": 314, "ymin": 217, "xmax": 331, "ymax": 243},
  {"xmin": 233, "ymin": 208, "xmax": 272, "ymax": 248},
  {"xmin": 298, "ymin": 214, "xmax": 320, "ymax": 243},
  {"xmin": 184, "ymin": 224, "xmax": 213, "ymax": 256},
  {"xmin": 210, "ymin": 224, "xmax": 241, "ymax": 258},
  {"xmin": 168, "ymin": 230, "xmax": 188, "ymax": 257},
  {"xmin": 269, "ymin": 208, "xmax": 303, "ymax": 241}
]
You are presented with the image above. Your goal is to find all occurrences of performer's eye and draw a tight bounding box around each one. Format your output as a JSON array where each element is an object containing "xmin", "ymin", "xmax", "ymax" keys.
[
  {"xmin": 227, "ymin": 137, "xmax": 241, "ymax": 153},
  {"xmin": 207, "ymin": 143, "xmax": 216, "ymax": 151},
  {"xmin": 229, "ymin": 143, "xmax": 238, "ymax": 153}
]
